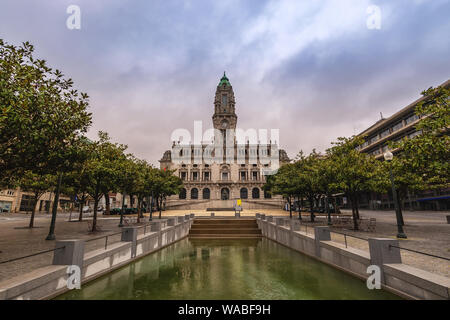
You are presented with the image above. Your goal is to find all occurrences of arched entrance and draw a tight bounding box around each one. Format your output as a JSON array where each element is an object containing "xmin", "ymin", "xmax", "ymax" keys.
[{"xmin": 221, "ymin": 188, "xmax": 230, "ymax": 200}]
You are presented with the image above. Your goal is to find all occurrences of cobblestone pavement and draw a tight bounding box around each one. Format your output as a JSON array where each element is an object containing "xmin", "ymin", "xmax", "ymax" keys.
[{"xmin": 0, "ymin": 209, "xmax": 448, "ymax": 283}]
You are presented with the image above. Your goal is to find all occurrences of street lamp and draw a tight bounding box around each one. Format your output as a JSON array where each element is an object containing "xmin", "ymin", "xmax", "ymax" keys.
[{"xmin": 383, "ymin": 151, "xmax": 407, "ymax": 239}]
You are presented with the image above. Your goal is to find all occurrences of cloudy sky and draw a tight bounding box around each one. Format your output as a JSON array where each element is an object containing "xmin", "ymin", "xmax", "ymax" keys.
[{"xmin": 1, "ymin": 0, "xmax": 449, "ymax": 165}]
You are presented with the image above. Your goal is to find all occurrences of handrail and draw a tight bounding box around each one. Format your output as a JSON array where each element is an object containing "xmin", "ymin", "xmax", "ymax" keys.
[
  {"xmin": 389, "ymin": 244, "xmax": 450, "ymax": 262},
  {"xmin": 330, "ymin": 230, "xmax": 368, "ymax": 242},
  {"xmin": 84, "ymin": 230, "xmax": 123, "ymax": 243},
  {"xmin": 0, "ymin": 246, "xmax": 65, "ymax": 265}
]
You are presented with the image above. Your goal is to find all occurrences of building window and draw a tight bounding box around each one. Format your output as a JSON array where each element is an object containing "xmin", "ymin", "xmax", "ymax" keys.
[
  {"xmin": 240, "ymin": 171, "xmax": 246, "ymax": 181},
  {"xmin": 191, "ymin": 188, "xmax": 198, "ymax": 200},
  {"xmin": 192, "ymin": 172, "xmax": 198, "ymax": 181},
  {"xmin": 221, "ymin": 188, "xmax": 230, "ymax": 200},
  {"xmin": 203, "ymin": 188, "xmax": 210, "ymax": 200},
  {"xmin": 370, "ymin": 135, "xmax": 379, "ymax": 144},
  {"xmin": 380, "ymin": 129, "xmax": 390, "ymax": 138},
  {"xmin": 222, "ymin": 94, "xmax": 227, "ymax": 106},
  {"xmin": 222, "ymin": 172, "xmax": 229, "ymax": 180},
  {"xmin": 180, "ymin": 172, "xmax": 187, "ymax": 181},
  {"xmin": 240, "ymin": 188, "xmax": 248, "ymax": 199},
  {"xmin": 179, "ymin": 188, "xmax": 186, "ymax": 200},
  {"xmin": 405, "ymin": 114, "xmax": 419, "ymax": 125},
  {"xmin": 203, "ymin": 171, "xmax": 210, "ymax": 181},
  {"xmin": 392, "ymin": 122, "xmax": 404, "ymax": 132},
  {"xmin": 408, "ymin": 130, "xmax": 422, "ymax": 139},
  {"xmin": 252, "ymin": 188, "xmax": 260, "ymax": 199},
  {"xmin": 252, "ymin": 171, "xmax": 258, "ymax": 181}
]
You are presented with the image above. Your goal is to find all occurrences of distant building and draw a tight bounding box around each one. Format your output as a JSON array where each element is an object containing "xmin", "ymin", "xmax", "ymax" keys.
[
  {"xmin": 355, "ymin": 79, "xmax": 450, "ymax": 211},
  {"xmin": 0, "ymin": 188, "xmax": 71, "ymax": 213},
  {"xmin": 159, "ymin": 73, "xmax": 290, "ymax": 210}
]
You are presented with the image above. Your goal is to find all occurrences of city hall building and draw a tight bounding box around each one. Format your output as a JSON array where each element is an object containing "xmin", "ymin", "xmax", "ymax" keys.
[{"xmin": 159, "ymin": 73, "xmax": 290, "ymax": 210}]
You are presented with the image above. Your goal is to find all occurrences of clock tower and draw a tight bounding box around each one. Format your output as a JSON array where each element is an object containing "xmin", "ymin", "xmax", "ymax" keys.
[{"xmin": 212, "ymin": 72, "xmax": 237, "ymax": 132}]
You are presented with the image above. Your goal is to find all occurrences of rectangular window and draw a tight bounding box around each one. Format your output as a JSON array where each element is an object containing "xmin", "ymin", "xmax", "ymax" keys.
[
  {"xmin": 204, "ymin": 172, "xmax": 210, "ymax": 181},
  {"xmin": 405, "ymin": 114, "xmax": 419, "ymax": 125},
  {"xmin": 181, "ymin": 172, "xmax": 186, "ymax": 181},
  {"xmin": 192, "ymin": 172, "xmax": 198, "ymax": 181},
  {"xmin": 252, "ymin": 172, "xmax": 258, "ymax": 181},
  {"xmin": 392, "ymin": 122, "xmax": 404, "ymax": 132},
  {"xmin": 380, "ymin": 129, "xmax": 390, "ymax": 138},
  {"xmin": 222, "ymin": 94, "xmax": 227, "ymax": 106},
  {"xmin": 372, "ymin": 149, "xmax": 382, "ymax": 156},
  {"xmin": 370, "ymin": 135, "xmax": 379, "ymax": 144},
  {"xmin": 240, "ymin": 171, "xmax": 246, "ymax": 180},
  {"xmin": 222, "ymin": 172, "xmax": 228, "ymax": 180},
  {"xmin": 408, "ymin": 130, "xmax": 422, "ymax": 139}
]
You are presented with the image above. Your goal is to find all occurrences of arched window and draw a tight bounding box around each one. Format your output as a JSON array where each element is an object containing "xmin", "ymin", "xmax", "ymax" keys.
[
  {"xmin": 240, "ymin": 188, "xmax": 248, "ymax": 199},
  {"xmin": 179, "ymin": 188, "xmax": 186, "ymax": 200},
  {"xmin": 191, "ymin": 188, "xmax": 198, "ymax": 200},
  {"xmin": 264, "ymin": 190, "xmax": 272, "ymax": 199},
  {"xmin": 221, "ymin": 188, "xmax": 230, "ymax": 200},
  {"xmin": 203, "ymin": 188, "xmax": 210, "ymax": 200},
  {"xmin": 252, "ymin": 188, "xmax": 260, "ymax": 199}
]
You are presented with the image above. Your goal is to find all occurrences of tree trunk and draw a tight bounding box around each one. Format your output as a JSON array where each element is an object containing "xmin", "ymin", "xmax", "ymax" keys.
[
  {"xmin": 159, "ymin": 196, "xmax": 163, "ymax": 219},
  {"xmin": 355, "ymin": 196, "xmax": 360, "ymax": 220},
  {"xmin": 309, "ymin": 196, "xmax": 315, "ymax": 222},
  {"xmin": 137, "ymin": 198, "xmax": 142, "ymax": 223},
  {"xmin": 119, "ymin": 191, "xmax": 127, "ymax": 227},
  {"xmin": 130, "ymin": 194, "xmax": 134, "ymax": 208},
  {"xmin": 297, "ymin": 196, "xmax": 302, "ymax": 220},
  {"xmin": 326, "ymin": 195, "xmax": 331, "ymax": 225},
  {"xmin": 91, "ymin": 183, "xmax": 100, "ymax": 233},
  {"xmin": 29, "ymin": 193, "xmax": 39, "ymax": 228},
  {"xmin": 46, "ymin": 173, "xmax": 63, "ymax": 240},
  {"xmin": 105, "ymin": 193, "xmax": 110, "ymax": 215},
  {"xmin": 288, "ymin": 196, "xmax": 292, "ymax": 219},
  {"xmin": 351, "ymin": 195, "xmax": 359, "ymax": 230},
  {"xmin": 78, "ymin": 194, "xmax": 85, "ymax": 222}
]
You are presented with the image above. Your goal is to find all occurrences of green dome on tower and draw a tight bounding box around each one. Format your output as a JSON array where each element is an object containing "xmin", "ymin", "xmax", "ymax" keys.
[{"xmin": 219, "ymin": 71, "xmax": 231, "ymax": 86}]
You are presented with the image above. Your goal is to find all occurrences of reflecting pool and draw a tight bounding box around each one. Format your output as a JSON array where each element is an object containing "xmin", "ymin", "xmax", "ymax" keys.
[{"xmin": 56, "ymin": 238, "xmax": 400, "ymax": 300}]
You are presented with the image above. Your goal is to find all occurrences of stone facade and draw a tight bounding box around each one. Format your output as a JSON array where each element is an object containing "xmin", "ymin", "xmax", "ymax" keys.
[{"xmin": 160, "ymin": 73, "xmax": 290, "ymax": 210}]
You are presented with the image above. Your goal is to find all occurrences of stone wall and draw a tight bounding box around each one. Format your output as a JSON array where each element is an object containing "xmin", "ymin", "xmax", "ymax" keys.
[
  {"xmin": 256, "ymin": 215, "xmax": 450, "ymax": 300},
  {"xmin": 0, "ymin": 216, "xmax": 193, "ymax": 300}
]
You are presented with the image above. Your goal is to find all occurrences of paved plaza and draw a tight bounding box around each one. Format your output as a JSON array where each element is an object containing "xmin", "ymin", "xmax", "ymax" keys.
[{"xmin": 0, "ymin": 209, "xmax": 448, "ymax": 282}]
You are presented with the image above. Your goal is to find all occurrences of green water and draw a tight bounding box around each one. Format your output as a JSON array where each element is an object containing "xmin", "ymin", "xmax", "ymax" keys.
[{"xmin": 56, "ymin": 238, "xmax": 400, "ymax": 300}]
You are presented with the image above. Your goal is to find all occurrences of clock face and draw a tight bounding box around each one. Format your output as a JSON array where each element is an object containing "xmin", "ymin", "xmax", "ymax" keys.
[{"xmin": 221, "ymin": 120, "xmax": 228, "ymax": 129}]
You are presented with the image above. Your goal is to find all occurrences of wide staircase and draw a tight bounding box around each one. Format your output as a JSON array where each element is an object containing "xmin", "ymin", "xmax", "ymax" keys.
[{"xmin": 188, "ymin": 218, "xmax": 262, "ymax": 239}]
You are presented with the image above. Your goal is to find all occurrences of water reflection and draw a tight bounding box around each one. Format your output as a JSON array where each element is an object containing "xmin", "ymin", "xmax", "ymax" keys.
[{"xmin": 56, "ymin": 238, "xmax": 400, "ymax": 300}]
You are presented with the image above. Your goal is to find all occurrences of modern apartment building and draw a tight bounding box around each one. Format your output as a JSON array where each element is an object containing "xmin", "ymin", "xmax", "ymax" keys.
[{"xmin": 355, "ymin": 79, "xmax": 450, "ymax": 211}]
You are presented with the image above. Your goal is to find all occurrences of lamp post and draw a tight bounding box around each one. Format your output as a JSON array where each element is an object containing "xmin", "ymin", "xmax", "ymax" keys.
[{"xmin": 383, "ymin": 151, "xmax": 407, "ymax": 239}]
